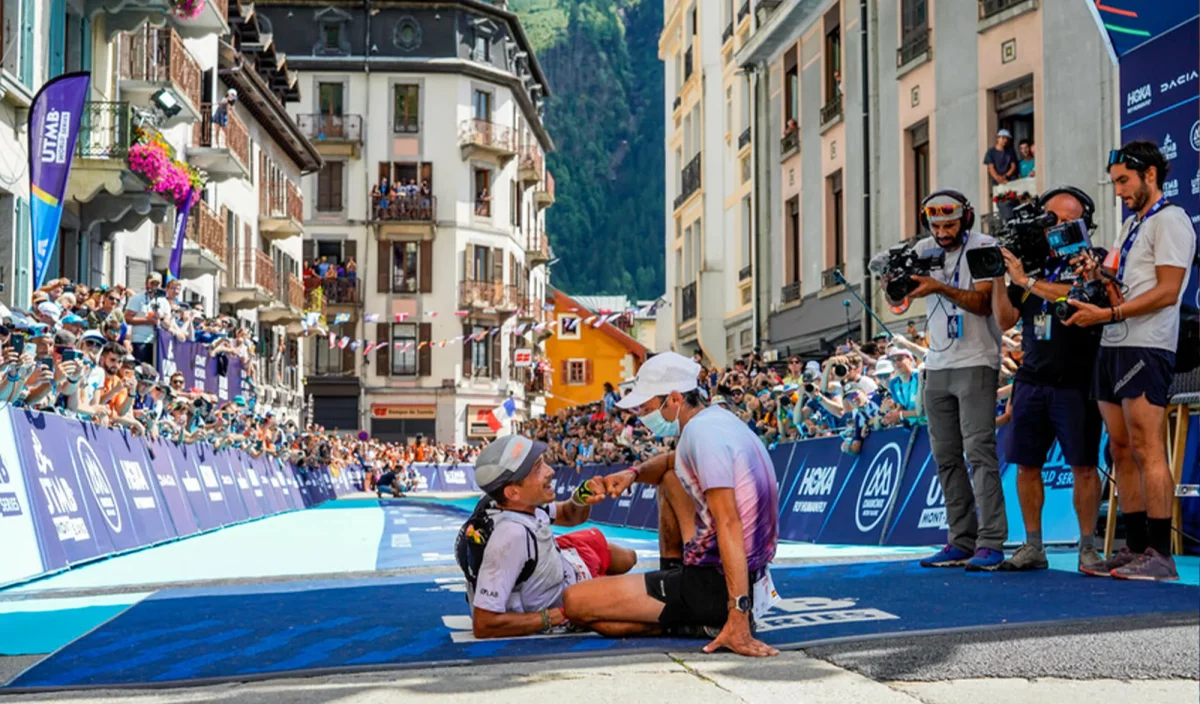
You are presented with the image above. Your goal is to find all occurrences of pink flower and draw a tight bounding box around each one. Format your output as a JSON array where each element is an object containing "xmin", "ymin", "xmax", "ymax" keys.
[{"xmin": 173, "ymin": 0, "xmax": 204, "ymax": 21}]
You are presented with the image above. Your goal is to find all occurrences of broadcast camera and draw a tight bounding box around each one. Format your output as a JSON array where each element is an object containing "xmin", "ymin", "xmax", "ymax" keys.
[
  {"xmin": 869, "ymin": 242, "xmax": 946, "ymax": 304},
  {"xmin": 966, "ymin": 199, "xmax": 1057, "ymax": 280}
]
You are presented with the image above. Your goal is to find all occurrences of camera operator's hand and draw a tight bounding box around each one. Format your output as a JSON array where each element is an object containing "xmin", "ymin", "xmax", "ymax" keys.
[
  {"xmin": 1062, "ymin": 299, "xmax": 1110, "ymax": 328},
  {"xmin": 907, "ymin": 275, "xmax": 945, "ymax": 299},
  {"xmin": 1000, "ymin": 248, "xmax": 1029, "ymax": 287},
  {"xmin": 1071, "ymin": 250, "xmax": 1100, "ymax": 280}
]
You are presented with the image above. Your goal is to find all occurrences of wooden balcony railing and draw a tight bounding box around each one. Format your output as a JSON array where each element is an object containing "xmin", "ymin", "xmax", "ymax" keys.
[
  {"xmin": 296, "ymin": 114, "xmax": 363, "ymax": 142},
  {"xmin": 520, "ymin": 148, "xmax": 543, "ymax": 176},
  {"xmin": 372, "ymin": 194, "xmax": 436, "ymax": 222},
  {"xmin": 543, "ymin": 171, "xmax": 555, "ymax": 199},
  {"xmin": 306, "ymin": 276, "xmax": 360, "ymax": 306},
  {"xmin": 287, "ymin": 181, "xmax": 303, "ymax": 222},
  {"xmin": 190, "ymin": 200, "xmax": 224, "ymax": 261},
  {"xmin": 119, "ymin": 25, "xmax": 202, "ymax": 112},
  {"xmin": 524, "ymin": 367, "xmax": 551, "ymax": 395},
  {"xmin": 458, "ymin": 119, "xmax": 514, "ymax": 153},
  {"xmin": 286, "ymin": 273, "xmax": 304, "ymax": 310},
  {"xmin": 459, "ymin": 280, "xmax": 519, "ymax": 310},
  {"xmin": 194, "ymin": 101, "xmax": 250, "ymax": 168},
  {"xmin": 229, "ymin": 248, "xmax": 277, "ymax": 295}
]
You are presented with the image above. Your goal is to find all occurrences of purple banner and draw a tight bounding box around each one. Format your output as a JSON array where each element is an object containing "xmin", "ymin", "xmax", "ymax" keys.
[
  {"xmin": 168, "ymin": 188, "xmax": 195, "ymax": 280},
  {"xmin": 157, "ymin": 331, "xmax": 243, "ymax": 402},
  {"xmin": 249, "ymin": 454, "xmax": 283, "ymax": 515},
  {"xmin": 102, "ymin": 425, "xmax": 176, "ymax": 546},
  {"xmin": 28, "ymin": 72, "xmax": 90, "ymax": 289},
  {"xmin": 205, "ymin": 447, "xmax": 248, "ymax": 524},
  {"xmin": 52, "ymin": 417, "xmax": 141, "ymax": 555},
  {"xmin": 146, "ymin": 438, "xmax": 199, "ymax": 538},
  {"xmin": 224, "ymin": 453, "xmax": 264, "ymax": 519}
]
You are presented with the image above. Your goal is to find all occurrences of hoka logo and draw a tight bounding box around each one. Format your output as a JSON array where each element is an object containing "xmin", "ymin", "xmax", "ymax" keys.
[{"xmin": 798, "ymin": 466, "xmax": 837, "ymax": 496}]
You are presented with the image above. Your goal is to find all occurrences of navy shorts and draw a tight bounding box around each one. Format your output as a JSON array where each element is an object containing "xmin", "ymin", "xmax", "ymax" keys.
[
  {"xmin": 1093, "ymin": 347, "xmax": 1175, "ymax": 408},
  {"xmin": 1007, "ymin": 382, "xmax": 1102, "ymax": 468}
]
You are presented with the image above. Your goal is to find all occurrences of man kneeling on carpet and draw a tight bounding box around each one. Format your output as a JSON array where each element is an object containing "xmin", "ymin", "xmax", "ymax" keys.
[{"xmin": 460, "ymin": 434, "xmax": 638, "ymax": 639}]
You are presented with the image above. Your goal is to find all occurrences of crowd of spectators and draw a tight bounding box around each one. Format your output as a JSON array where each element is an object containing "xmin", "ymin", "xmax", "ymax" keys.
[{"xmin": 371, "ymin": 177, "xmax": 434, "ymax": 221}]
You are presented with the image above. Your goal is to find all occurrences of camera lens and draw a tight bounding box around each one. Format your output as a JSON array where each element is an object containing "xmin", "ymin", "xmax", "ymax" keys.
[{"xmin": 833, "ymin": 364, "xmax": 848, "ymax": 378}]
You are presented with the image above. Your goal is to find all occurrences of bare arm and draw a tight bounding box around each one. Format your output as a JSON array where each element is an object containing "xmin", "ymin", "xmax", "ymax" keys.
[
  {"xmin": 702, "ymin": 487, "xmax": 776, "ymax": 657},
  {"xmin": 1116, "ymin": 266, "xmax": 1188, "ymax": 319},
  {"xmin": 471, "ymin": 606, "xmax": 564, "ymax": 639},
  {"xmin": 990, "ymin": 276, "xmax": 1022, "ymax": 331}
]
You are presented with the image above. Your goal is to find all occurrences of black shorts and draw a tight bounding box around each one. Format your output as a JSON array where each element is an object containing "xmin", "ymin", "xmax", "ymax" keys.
[
  {"xmin": 1007, "ymin": 382, "xmax": 1102, "ymax": 468},
  {"xmin": 644, "ymin": 565, "xmax": 729, "ymax": 629},
  {"xmin": 1093, "ymin": 347, "xmax": 1175, "ymax": 408}
]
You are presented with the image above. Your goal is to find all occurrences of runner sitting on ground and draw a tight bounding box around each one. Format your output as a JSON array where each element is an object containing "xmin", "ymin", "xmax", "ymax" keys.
[{"xmin": 468, "ymin": 434, "xmax": 637, "ymax": 639}]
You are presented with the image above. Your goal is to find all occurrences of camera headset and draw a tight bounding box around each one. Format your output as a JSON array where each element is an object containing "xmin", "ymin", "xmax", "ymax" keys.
[
  {"xmin": 1035, "ymin": 185, "xmax": 1095, "ymax": 230},
  {"xmin": 920, "ymin": 189, "xmax": 975, "ymax": 246}
]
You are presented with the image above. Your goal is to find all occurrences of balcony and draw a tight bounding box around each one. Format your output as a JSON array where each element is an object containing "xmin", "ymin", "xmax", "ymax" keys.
[
  {"xmin": 679, "ymin": 281, "xmax": 697, "ymax": 323},
  {"xmin": 190, "ymin": 102, "xmax": 251, "ymax": 182},
  {"xmin": 297, "ymin": 114, "xmax": 363, "ymax": 159},
  {"xmin": 525, "ymin": 232, "xmax": 551, "ymax": 268},
  {"xmin": 821, "ymin": 266, "xmax": 844, "ymax": 289},
  {"xmin": 68, "ymin": 101, "xmax": 172, "ymax": 237},
  {"xmin": 458, "ymin": 119, "xmax": 516, "ymax": 165},
  {"xmin": 897, "ymin": 28, "xmax": 931, "ymax": 69},
  {"xmin": 780, "ymin": 129, "xmax": 800, "ymax": 160},
  {"xmin": 722, "ymin": 22, "xmax": 734, "ymax": 45},
  {"xmin": 372, "ymin": 194, "xmax": 437, "ymax": 240},
  {"xmin": 738, "ymin": 127, "xmax": 751, "ymax": 150},
  {"xmin": 739, "ymin": 265, "xmax": 752, "ymax": 282},
  {"xmin": 260, "ymin": 181, "xmax": 304, "ymax": 241},
  {"xmin": 781, "ymin": 281, "xmax": 801, "ymax": 304},
  {"xmin": 684, "ymin": 46, "xmax": 694, "ymax": 82},
  {"xmin": 313, "ymin": 277, "xmax": 361, "ymax": 311},
  {"xmin": 518, "ymin": 148, "xmax": 543, "ymax": 188},
  {"xmin": 220, "ymin": 248, "xmax": 277, "ymax": 309},
  {"xmin": 534, "ymin": 171, "xmax": 556, "ymax": 210},
  {"xmin": 738, "ymin": 0, "xmax": 750, "ymax": 22},
  {"xmin": 820, "ymin": 94, "xmax": 843, "ymax": 130},
  {"xmin": 459, "ymin": 280, "xmax": 520, "ymax": 313},
  {"xmin": 150, "ymin": 199, "xmax": 225, "ymax": 278},
  {"xmin": 261, "ymin": 273, "xmax": 305, "ymax": 326},
  {"xmin": 979, "ymin": 0, "xmax": 1032, "ymax": 21},
  {"xmin": 84, "ymin": 0, "xmax": 228, "ymax": 41},
  {"xmin": 673, "ymin": 153, "xmax": 701, "ymax": 210},
  {"xmin": 523, "ymin": 366, "xmax": 551, "ymax": 396},
  {"xmin": 118, "ymin": 26, "xmax": 202, "ymax": 128}
]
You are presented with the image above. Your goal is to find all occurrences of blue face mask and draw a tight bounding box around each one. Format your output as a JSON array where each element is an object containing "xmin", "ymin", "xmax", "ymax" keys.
[{"xmin": 640, "ymin": 403, "xmax": 680, "ymax": 438}]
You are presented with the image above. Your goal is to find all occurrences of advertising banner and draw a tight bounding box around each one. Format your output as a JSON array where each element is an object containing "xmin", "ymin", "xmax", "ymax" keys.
[
  {"xmin": 811, "ymin": 428, "xmax": 912, "ymax": 545},
  {"xmin": 776, "ymin": 436, "xmax": 862, "ymax": 544},
  {"xmin": 156, "ymin": 331, "xmax": 244, "ymax": 403},
  {"xmin": 146, "ymin": 438, "xmax": 199, "ymax": 538},
  {"xmin": 0, "ymin": 408, "xmax": 47, "ymax": 585},
  {"xmin": 173, "ymin": 442, "xmax": 230, "ymax": 531},
  {"xmin": 27, "ymin": 72, "xmax": 90, "ymax": 289},
  {"xmin": 625, "ymin": 481, "xmax": 660, "ymax": 530},
  {"xmin": 101, "ymin": 425, "xmax": 176, "ymax": 546},
  {"xmin": 167, "ymin": 188, "xmax": 195, "ymax": 280},
  {"xmin": 438, "ymin": 464, "xmax": 474, "ymax": 492},
  {"xmin": 881, "ymin": 428, "xmax": 946, "ymax": 546},
  {"xmin": 1180, "ymin": 415, "xmax": 1199, "ymax": 556},
  {"xmin": 224, "ymin": 451, "xmax": 264, "ymax": 519}
]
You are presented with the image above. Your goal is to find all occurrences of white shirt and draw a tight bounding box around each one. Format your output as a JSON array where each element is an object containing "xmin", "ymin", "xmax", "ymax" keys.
[
  {"xmin": 1103, "ymin": 205, "xmax": 1195, "ymax": 352},
  {"xmin": 126, "ymin": 291, "xmax": 171, "ymax": 344},
  {"xmin": 913, "ymin": 233, "xmax": 1003, "ymax": 371},
  {"xmin": 472, "ymin": 504, "xmax": 577, "ymax": 615}
]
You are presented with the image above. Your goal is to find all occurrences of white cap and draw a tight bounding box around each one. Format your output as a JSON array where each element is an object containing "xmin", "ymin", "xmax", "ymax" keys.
[
  {"xmin": 887, "ymin": 346, "xmax": 915, "ymax": 360},
  {"xmin": 997, "ymin": 129, "xmax": 1012, "ymax": 138},
  {"xmin": 616, "ymin": 351, "xmax": 700, "ymax": 409},
  {"xmin": 36, "ymin": 301, "xmax": 62, "ymax": 321},
  {"xmin": 873, "ymin": 359, "xmax": 895, "ymax": 377}
]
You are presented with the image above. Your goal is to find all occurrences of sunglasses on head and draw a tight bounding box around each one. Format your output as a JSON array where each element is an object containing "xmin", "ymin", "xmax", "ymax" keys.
[
  {"xmin": 1108, "ymin": 149, "xmax": 1146, "ymax": 169},
  {"xmin": 923, "ymin": 204, "xmax": 959, "ymax": 218}
]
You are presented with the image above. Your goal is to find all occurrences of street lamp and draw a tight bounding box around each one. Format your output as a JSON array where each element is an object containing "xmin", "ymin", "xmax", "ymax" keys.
[{"xmin": 151, "ymin": 88, "xmax": 182, "ymax": 118}]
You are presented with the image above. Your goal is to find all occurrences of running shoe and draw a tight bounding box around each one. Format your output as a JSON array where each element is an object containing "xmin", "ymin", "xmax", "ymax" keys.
[
  {"xmin": 919, "ymin": 544, "xmax": 973, "ymax": 568},
  {"xmin": 965, "ymin": 547, "xmax": 1005, "ymax": 572},
  {"xmin": 1111, "ymin": 548, "xmax": 1179, "ymax": 582},
  {"xmin": 999, "ymin": 543, "xmax": 1048, "ymax": 571},
  {"xmin": 1077, "ymin": 545, "xmax": 1105, "ymax": 574},
  {"xmin": 1079, "ymin": 546, "xmax": 1137, "ymax": 577}
]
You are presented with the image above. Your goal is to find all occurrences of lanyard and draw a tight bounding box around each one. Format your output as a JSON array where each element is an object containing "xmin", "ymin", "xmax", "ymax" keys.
[
  {"xmin": 1036, "ymin": 260, "xmax": 1067, "ymax": 314},
  {"xmin": 1117, "ymin": 198, "xmax": 1168, "ymax": 281},
  {"xmin": 943, "ymin": 233, "xmax": 970, "ymax": 314}
]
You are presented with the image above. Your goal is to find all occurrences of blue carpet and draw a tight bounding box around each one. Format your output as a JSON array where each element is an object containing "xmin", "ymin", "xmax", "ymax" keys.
[
  {"xmin": 0, "ymin": 605, "xmax": 130, "ymax": 656},
  {"xmin": 6, "ymin": 560, "xmax": 1197, "ymax": 690}
]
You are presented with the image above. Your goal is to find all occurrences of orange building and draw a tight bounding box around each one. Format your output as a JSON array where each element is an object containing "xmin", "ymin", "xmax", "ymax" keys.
[{"xmin": 544, "ymin": 289, "xmax": 647, "ymax": 415}]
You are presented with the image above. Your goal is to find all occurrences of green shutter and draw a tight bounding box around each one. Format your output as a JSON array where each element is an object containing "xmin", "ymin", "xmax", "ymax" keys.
[
  {"xmin": 18, "ymin": 0, "xmax": 33, "ymax": 86},
  {"xmin": 48, "ymin": 0, "xmax": 66, "ymax": 78},
  {"xmin": 14, "ymin": 199, "xmax": 30, "ymax": 303},
  {"xmin": 80, "ymin": 15, "xmax": 92, "ymax": 73}
]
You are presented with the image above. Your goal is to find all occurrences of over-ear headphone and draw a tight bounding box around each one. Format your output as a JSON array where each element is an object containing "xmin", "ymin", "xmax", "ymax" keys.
[
  {"xmin": 919, "ymin": 189, "xmax": 975, "ymax": 233},
  {"xmin": 1036, "ymin": 185, "xmax": 1096, "ymax": 230}
]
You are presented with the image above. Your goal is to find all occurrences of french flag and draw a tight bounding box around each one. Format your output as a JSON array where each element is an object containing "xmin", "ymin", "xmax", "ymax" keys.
[{"xmin": 485, "ymin": 397, "xmax": 517, "ymax": 432}]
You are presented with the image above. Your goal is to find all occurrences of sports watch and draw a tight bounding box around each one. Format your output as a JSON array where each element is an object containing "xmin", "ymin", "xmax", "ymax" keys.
[{"xmin": 730, "ymin": 595, "xmax": 751, "ymax": 614}]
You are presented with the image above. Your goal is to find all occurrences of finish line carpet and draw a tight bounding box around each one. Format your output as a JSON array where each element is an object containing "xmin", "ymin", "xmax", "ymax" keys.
[{"xmin": 6, "ymin": 560, "xmax": 1198, "ymax": 691}]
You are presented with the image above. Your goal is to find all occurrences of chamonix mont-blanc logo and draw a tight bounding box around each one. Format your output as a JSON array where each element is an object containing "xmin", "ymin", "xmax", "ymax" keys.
[
  {"xmin": 77, "ymin": 436, "xmax": 121, "ymax": 533},
  {"xmin": 855, "ymin": 442, "xmax": 902, "ymax": 533}
]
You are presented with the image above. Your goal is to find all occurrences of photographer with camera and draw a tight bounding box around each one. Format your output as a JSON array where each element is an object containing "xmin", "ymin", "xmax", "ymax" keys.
[
  {"xmin": 989, "ymin": 186, "xmax": 1105, "ymax": 573},
  {"xmin": 124, "ymin": 273, "xmax": 169, "ymax": 365},
  {"xmin": 1064, "ymin": 141, "xmax": 1195, "ymax": 581},
  {"xmin": 906, "ymin": 190, "xmax": 1007, "ymax": 572}
]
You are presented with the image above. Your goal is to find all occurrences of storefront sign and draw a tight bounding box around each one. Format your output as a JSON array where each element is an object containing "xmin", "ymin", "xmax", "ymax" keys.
[{"xmin": 371, "ymin": 405, "xmax": 437, "ymax": 420}]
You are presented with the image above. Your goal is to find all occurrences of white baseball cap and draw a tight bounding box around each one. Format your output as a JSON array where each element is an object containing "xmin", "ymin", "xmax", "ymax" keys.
[
  {"xmin": 873, "ymin": 359, "xmax": 895, "ymax": 377},
  {"xmin": 616, "ymin": 351, "xmax": 700, "ymax": 409}
]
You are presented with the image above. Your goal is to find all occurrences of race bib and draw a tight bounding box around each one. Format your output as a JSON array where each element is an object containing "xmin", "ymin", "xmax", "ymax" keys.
[
  {"xmin": 752, "ymin": 567, "xmax": 780, "ymax": 621},
  {"xmin": 559, "ymin": 547, "xmax": 593, "ymax": 583}
]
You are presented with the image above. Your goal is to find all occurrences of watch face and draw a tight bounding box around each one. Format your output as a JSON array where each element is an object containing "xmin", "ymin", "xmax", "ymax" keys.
[{"xmin": 736, "ymin": 595, "xmax": 752, "ymax": 612}]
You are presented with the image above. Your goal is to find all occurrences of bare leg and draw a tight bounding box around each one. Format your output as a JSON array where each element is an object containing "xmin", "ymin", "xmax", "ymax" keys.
[
  {"xmin": 657, "ymin": 470, "xmax": 696, "ymax": 560},
  {"xmin": 1122, "ymin": 396, "xmax": 1171, "ymax": 519},
  {"xmin": 588, "ymin": 622, "xmax": 662, "ymax": 637},
  {"xmin": 1016, "ymin": 465, "xmax": 1044, "ymax": 535},
  {"xmin": 562, "ymin": 572, "xmax": 665, "ymax": 629},
  {"xmin": 1071, "ymin": 466, "xmax": 1102, "ymax": 539},
  {"xmin": 1098, "ymin": 401, "xmax": 1143, "ymax": 512},
  {"xmin": 607, "ymin": 544, "xmax": 637, "ymax": 575}
]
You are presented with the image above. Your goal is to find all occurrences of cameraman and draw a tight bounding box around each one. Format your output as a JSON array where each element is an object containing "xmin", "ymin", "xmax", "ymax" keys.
[
  {"xmin": 989, "ymin": 187, "xmax": 1104, "ymax": 573},
  {"xmin": 908, "ymin": 190, "xmax": 1007, "ymax": 572},
  {"xmin": 1066, "ymin": 141, "xmax": 1195, "ymax": 581}
]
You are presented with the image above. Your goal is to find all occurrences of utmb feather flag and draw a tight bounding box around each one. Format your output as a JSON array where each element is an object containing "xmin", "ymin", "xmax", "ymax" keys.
[{"xmin": 28, "ymin": 72, "xmax": 90, "ymax": 288}]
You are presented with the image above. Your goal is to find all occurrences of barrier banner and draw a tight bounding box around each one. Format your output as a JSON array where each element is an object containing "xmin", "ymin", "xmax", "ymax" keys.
[
  {"xmin": 171, "ymin": 442, "xmax": 230, "ymax": 531},
  {"xmin": 997, "ymin": 425, "xmax": 1096, "ymax": 545},
  {"xmin": 146, "ymin": 438, "xmax": 199, "ymax": 538},
  {"xmin": 438, "ymin": 464, "xmax": 474, "ymax": 492},
  {"xmin": 1181, "ymin": 415, "xmax": 1200, "ymax": 556},
  {"xmin": 100, "ymin": 425, "xmax": 176, "ymax": 547},
  {"xmin": 277, "ymin": 463, "xmax": 303, "ymax": 509},
  {"xmin": 206, "ymin": 446, "xmax": 250, "ymax": 524},
  {"xmin": 206, "ymin": 353, "xmax": 243, "ymax": 403},
  {"xmin": 248, "ymin": 453, "xmax": 283, "ymax": 516},
  {"xmin": 768, "ymin": 443, "xmax": 797, "ymax": 485},
  {"xmin": 292, "ymin": 466, "xmax": 314, "ymax": 507},
  {"xmin": 776, "ymin": 435, "xmax": 860, "ymax": 543},
  {"xmin": 222, "ymin": 451, "xmax": 263, "ymax": 520},
  {"xmin": 413, "ymin": 463, "xmax": 441, "ymax": 492},
  {"xmin": 881, "ymin": 428, "xmax": 945, "ymax": 546},
  {"xmin": 156, "ymin": 331, "xmax": 244, "ymax": 403},
  {"xmin": 626, "ymin": 481, "xmax": 659, "ymax": 530},
  {"xmin": 552, "ymin": 465, "xmax": 574, "ymax": 502},
  {"xmin": 0, "ymin": 408, "xmax": 48, "ymax": 585},
  {"xmin": 813, "ymin": 428, "xmax": 911, "ymax": 545}
]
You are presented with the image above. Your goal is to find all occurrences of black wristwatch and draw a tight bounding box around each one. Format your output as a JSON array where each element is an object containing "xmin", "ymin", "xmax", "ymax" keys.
[{"xmin": 729, "ymin": 594, "xmax": 751, "ymax": 614}]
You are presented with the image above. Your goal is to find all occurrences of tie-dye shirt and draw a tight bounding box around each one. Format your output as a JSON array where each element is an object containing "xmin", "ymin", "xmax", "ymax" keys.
[{"xmin": 675, "ymin": 406, "xmax": 779, "ymax": 572}]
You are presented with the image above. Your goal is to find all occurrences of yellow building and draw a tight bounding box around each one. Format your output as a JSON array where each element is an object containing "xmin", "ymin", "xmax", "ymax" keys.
[{"xmin": 545, "ymin": 289, "xmax": 647, "ymax": 415}]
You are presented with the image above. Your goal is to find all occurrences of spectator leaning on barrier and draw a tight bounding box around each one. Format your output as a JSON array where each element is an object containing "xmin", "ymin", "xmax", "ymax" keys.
[
  {"xmin": 1065, "ymin": 141, "xmax": 1196, "ymax": 581},
  {"xmin": 908, "ymin": 189, "xmax": 1007, "ymax": 572}
]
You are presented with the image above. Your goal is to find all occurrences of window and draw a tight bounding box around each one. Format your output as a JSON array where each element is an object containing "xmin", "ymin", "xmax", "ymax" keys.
[
  {"xmin": 313, "ymin": 336, "xmax": 344, "ymax": 375},
  {"xmin": 392, "ymin": 241, "xmax": 418, "ymax": 293},
  {"xmin": 557, "ymin": 314, "xmax": 580, "ymax": 340},
  {"xmin": 901, "ymin": 0, "xmax": 928, "ymax": 41},
  {"xmin": 391, "ymin": 324, "xmax": 417, "ymax": 375},
  {"xmin": 473, "ymin": 90, "xmax": 492, "ymax": 122},
  {"xmin": 470, "ymin": 326, "xmax": 491, "ymax": 376},
  {"xmin": 474, "ymin": 169, "xmax": 492, "ymax": 217},
  {"xmin": 316, "ymin": 161, "xmax": 343, "ymax": 212},
  {"xmin": 725, "ymin": 87, "xmax": 733, "ymax": 136},
  {"xmin": 824, "ymin": 4, "xmax": 842, "ymax": 101},
  {"xmin": 828, "ymin": 170, "xmax": 845, "ymax": 269},
  {"xmin": 568, "ymin": 360, "xmax": 587, "ymax": 385},
  {"xmin": 321, "ymin": 23, "xmax": 340, "ymax": 52},
  {"xmin": 785, "ymin": 64, "xmax": 799, "ymax": 123},
  {"xmin": 318, "ymin": 83, "xmax": 344, "ymax": 116},
  {"xmin": 393, "ymin": 84, "xmax": 419, "ymax": 133},
  {"xmin": 785, "ymin": 197, "xmax": 801, "ymax": 285},
  {"xmin": 909, "ymin": 121, "xmax": 930, "ymax": 236},
  {"xmin": 740, "ymin": 196, "xmax": 752, "ymax": 270},
  {"xmin": 473, "ymin": 32, "xmax": 489, "ymax": 61}
]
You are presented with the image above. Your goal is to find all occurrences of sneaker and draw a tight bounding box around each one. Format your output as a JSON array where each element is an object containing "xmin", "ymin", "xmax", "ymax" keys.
[
  {"xmin": 999, "ymin": 543, "xmax": 1048, "ymax": 571},
  {"xmin": 1077, "ymin": 545, "xmax": 1105, "ymax": 574},
  {"xmin": 1079, "ymin": 546, "xmax": 1138, "ymax": 577},
  {"xmin": 965, "ymin": 548, "xmax": 1005, "ymax": 572},
  {"xmin": 1111, "ymin": 548, "xmax": 1180, "ymax": 582},
  {"xmin": 919, "ymin": 544, "xmax": 973, "ymax": 568}
]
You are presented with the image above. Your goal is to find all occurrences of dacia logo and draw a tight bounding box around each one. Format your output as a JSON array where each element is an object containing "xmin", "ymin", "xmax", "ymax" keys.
[
  {"xmin": 77, "ymin": 437, "xmax": 121, "ymax": 533},
  {"xmin": 1161, "ymin": 70, "xmax": 1198, "ymax": 94},
  {"xmin": 855, "ymin": 442, "xmax": 902, "ymax": 532}
]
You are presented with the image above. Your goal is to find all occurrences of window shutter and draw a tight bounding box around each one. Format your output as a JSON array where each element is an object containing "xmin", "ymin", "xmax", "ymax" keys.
[
  {"xmin": 48, "ymin": 0, "xmax": 65, "ymax": 78},
  {"xmin": 463, "ymin": 243, "xmax": 474, "ymax": 281},
  {"xmin": 461, "ymin": 323, "xmax": 472, "ymax": 377},
  {"xmin": 80, "ymin": 15, "xmax": 91, "ymax": 72},
  {"xmin": 377, "ymin": 240, "xmax": 389, "ymax": 293},
  {"xmin": 490, "ymin": 330, "xmax": 501, "ymax": 379},
  {"xmin": 18, "ymin": 0, "xmax": 32, "ymax": 85},
  {"xmin": 560, "ymin": 360, "xmax": 568, "ymax": 385},
  {"xmin": 492, "ymin": 247, "xmax": 503, "ymax": 283},
  {"xmin": 419, "ymin": 240, "xmax": 432, "ymax": 292},
  {"xmin": 331, "ymin": 162, "xmax": 343, "ymax": 210},
  {"xmin": 341, "ymin": 342, "xmax": 355, "ymax": 374},
  {"xmin": 417, "ymin": 322, "xmax": 432, "ymax": 376},
  {"xmin": 302, "ymin": 239, "xmax": 315, "ymax": 264},
  {"xmin": 584, "ymin": 359, "xmax": 593, "ymax": 386},
  {"xmin": 376, "ymin": 322, "xmax": 389, "ymax": 375}
]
